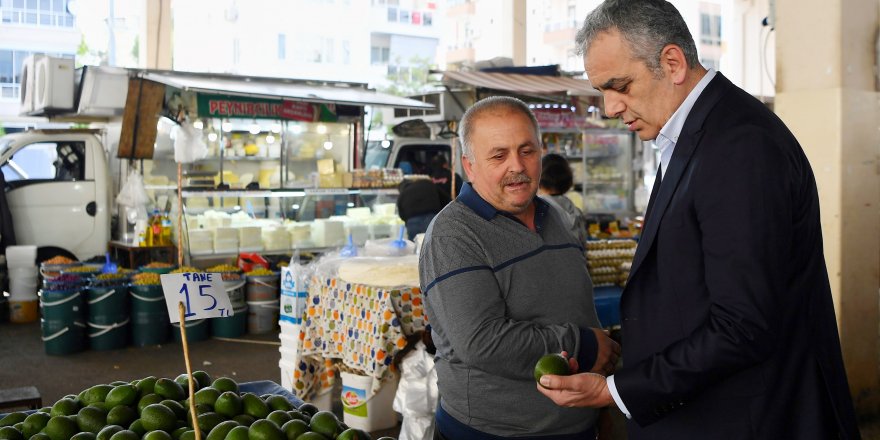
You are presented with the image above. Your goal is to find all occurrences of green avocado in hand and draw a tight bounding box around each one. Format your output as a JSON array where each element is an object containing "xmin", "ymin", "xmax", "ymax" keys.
[{"xmin": 534, "ymin": 353, "xmax": 571, "ymax": 387}]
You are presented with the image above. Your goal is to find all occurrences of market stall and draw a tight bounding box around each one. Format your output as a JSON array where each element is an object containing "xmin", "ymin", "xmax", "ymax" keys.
[{"xmin": 120, "ymin": 69, "xmax": 434, "ymax": 266}]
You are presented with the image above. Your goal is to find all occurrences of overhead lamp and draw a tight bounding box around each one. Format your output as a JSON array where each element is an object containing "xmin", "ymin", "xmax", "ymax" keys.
[
  {"xmin": 222, "ymin": 119, "xmax": 233, "ymax": 132},
  {"xmin": 207, "ymin": 132, "xmax": 218, "ymax": 142},
  {"xmin": 266, "ymin": 134, "xmax": 275, "ymax": 144},
  {"xmin": 193, "ymin": 119, "xmax": 204, "ymax": 130},
  {"xmin": 380, "ymin": 140, "xmax": 391, "ymax": 149},
  {"xmin": 323, "ymin": 141, "xmax": 333, "ymax": 150},
  {"xmin": 316, "ymin": 124, "xmax": 328, "ymax": 134},
  {"xmin": 249, "ymin": 120, "xmax": 261, "ymax": 134},
  {"xmin": 291, "ymin": 124, "xmax": 303, "ymax": 135}
]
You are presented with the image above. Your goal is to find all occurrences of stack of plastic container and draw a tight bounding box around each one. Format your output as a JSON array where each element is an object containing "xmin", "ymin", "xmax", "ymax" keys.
[
  {"xmin": 277, "ymin": 262, "xmax": 334, "ymax": 408},
  {"xmin": 5, "ymin": 245, "xmax": 38, "ymax": 323}
]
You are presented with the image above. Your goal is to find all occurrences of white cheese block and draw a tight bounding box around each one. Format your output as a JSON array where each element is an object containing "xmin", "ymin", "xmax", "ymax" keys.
[{"xmin": 310, "ymin": 219, "xmax": 345, "ymax": 247}]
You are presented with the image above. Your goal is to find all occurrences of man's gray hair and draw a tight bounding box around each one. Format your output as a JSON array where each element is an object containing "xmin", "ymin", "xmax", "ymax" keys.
[
  {"xmin": 575, "ymin": 0, "xmax": 700, "ymax": 77},
  {"xmin": 458, "ymin": 96, "xmax": 541, "ymax": 163}
]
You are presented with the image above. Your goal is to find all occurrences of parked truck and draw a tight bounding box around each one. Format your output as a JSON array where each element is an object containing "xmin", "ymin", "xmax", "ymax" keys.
[{"xmin": 0, "ymin": 128, "xmax": 113, "ymax": 261}]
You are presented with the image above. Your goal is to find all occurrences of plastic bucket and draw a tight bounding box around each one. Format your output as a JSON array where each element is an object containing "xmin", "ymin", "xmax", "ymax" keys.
[
  {"xmin": 40, "ymin": 289, "xmax": 85, "ymax": 325},
  {"xmin": 138, "ymin": 265, "xmax": 176, "ymax": 274},
  {"xmin": 6, "ymin": 245, "xmax": 37, "ymax": 268},
  {"xmin": 87, "ymin": 285, "xmax": 130, "ymax": 351},
  {"xmin": 87, "ymin": 285, "xmax": 129, "ymax": 321},
  {"xmin": 41, "ymin": 321, "xmax": 87, "ymax": 355},
  {"xmin": 9, "ymin": 298, "xmax": 38, "ymax": 323},
  {"xmin": 130, "ymin": 285, "xmax": 171, "ymax": 346},
  {"xmin": 88, "ymin": 318, "xmax": 130, "ymax": 351},
  {"xmin": 211, "ymin": 304, "xmax": 248, "ymax": 338},
  {"xmin": 172, "ymin": 318, "xmax": 210, "ymax": 343},
  {"xmin": 9, "ymin": 275, "xmax": 38, "ymax": 298},
  {"xmin": 246, "ymin": 274, "xmax": 279, "ymax": 302},
  {"xmin": 40, "ymin": 262, "xmax": 80, "ymax": 279},
  {"xmin": 224, "ymin": 279, "xmax": 247, "ymax": 307},
  {"xmin": 247, "ymin": 300, "xmax": 279, "ymax": 334},
  {"xmin": 340, "ymin": 372, "xmax": 399, "ymax": 432},
  {"xmin": 60, "ymin": 265, "xmax": 103, "ymax": 279}
]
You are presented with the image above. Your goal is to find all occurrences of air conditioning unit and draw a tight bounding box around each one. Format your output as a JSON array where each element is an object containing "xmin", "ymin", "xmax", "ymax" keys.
[
  {"xmin": 18, "ymin": 54, "xmax": 39, "ymax": 115},
  {"xmin": 33, "ymin": 56, "xmax": 75, "ymax": 114},
  {"xmin": 75, "ymin": 65, "xmax": 129, "ymax": 117},
  {"xmin": 391, "ymin": 90, "xmax": 472, "ymax": 124}
]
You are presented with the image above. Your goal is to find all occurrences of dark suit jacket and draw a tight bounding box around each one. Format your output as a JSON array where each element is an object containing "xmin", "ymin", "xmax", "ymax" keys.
[{"xmin": 615, "ymin": 73, "xmax": 860, "ymax": 439}]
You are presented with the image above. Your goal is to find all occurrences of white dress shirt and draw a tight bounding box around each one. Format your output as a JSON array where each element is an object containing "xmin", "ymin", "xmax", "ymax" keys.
[{"xmin": 607, "ymin": 68, "xmax": 717, "ymax": 418}]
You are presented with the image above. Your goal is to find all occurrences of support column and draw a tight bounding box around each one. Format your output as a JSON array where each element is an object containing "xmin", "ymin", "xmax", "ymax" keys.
[
  {"xmin": 143, "ymin": 0, "xmax": 172, "ymax": 69},
  {"xmin": 775, "ymin": 0, "xmax": 880, "ymax": 416}
]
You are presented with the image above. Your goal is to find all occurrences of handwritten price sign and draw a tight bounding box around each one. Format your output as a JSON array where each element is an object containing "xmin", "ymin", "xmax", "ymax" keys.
[{"xmin": 160, "ymin": 273, "xmax": 234, "ymax": 323}]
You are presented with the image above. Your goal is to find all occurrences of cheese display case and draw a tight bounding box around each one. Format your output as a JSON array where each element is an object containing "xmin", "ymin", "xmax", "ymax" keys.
[
  {"xmin": 174, "ymin": 188, "xmax": 402, "ymax": 262},
  {"xmin": 542, "ymin": 128, "xmax": 636, "ymax": 216}
]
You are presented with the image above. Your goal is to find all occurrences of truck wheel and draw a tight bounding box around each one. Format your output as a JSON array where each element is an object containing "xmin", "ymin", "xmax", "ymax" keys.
[{"xmin": 36, "ymin": 246, "xmax": 78, "ymax": 265}]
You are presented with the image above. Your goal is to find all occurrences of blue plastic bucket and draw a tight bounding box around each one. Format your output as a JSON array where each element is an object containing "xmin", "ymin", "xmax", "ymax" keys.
[
  {"xmin": 172, "ymin": 319, "xmax": 210, "ymax": 343},
  {"xmin": 211, "ymin": 304, "xmax": 248, "ymax": 338},
  {"xmin": 40, "ymin": 289, "xmax": 86, "ymax": 355},
  {"xmin": 86, "ymin": 284, "xmax": 131, "ymax": 350},
  {"xmin": 130, "ymin": 284, "xmax": 171, "ymax": 346}
]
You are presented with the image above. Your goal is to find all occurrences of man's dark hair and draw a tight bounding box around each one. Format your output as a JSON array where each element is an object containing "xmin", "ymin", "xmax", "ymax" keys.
[
  {"xmin": 575, "ymin": 0, "xmax": 700, "ymax": 76},
  {"xmin": 540, "ymin": 153, "xmax": 573, "ymax": 195}
]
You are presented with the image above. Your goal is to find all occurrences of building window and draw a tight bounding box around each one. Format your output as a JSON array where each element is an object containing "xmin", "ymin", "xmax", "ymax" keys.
[
  {"xmin": 399, "ymin": 9, "xmax": 409, "ymax": 23},
  {"xmin": 387, "ymin": 7, "xmax": 397, "ymax": 22},
  {"xmin": 341, "ymin": 40, "xmax": 350, "ymax": 65},
  {"xmin": 700, "ymin": 12, "xmax": 721, "ymax": 46},
  {"xmin": 0, "ymin": 50, "xmax": 73, "ymax": 100},
  {"xmin": 371, "ymin": 46, "xmax": 389, "ymax": 65},
  {"xmin": 278, "ymin": 34, "xmax": 286, "ymax": 60},
  {"xmin": 423, "ymin": 11, "xmax": 432, "ymax": 26},
  {"xmin": 295, "ymin": 36, "xmax": 334, "ymax": 64},
  {"xmin": 411, "ymin": 11, "xmax": 420, "ymax": 25},
  {"xmin": 0, "ymin": 0, "xmax": 74, "ymax": 27}
]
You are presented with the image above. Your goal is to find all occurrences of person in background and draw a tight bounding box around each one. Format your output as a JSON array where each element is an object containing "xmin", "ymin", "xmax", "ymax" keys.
[
  {"xmin": 536, "ymin": 1, "xmax": 860, "ymax": 439},
  {"xmin": 420, "ymin": 95, "xmax": 620, "ymax": 439},
  {"xmin": 538, "ymin": 153, "xmax": 588, "ymax": 244},
  {"xmin": 396, "ymin": 176, "xmax": 449, "ymax": 240},
  {"xmin": 429, "ymin": 154, "xmax": 463, "ymax": 198}
]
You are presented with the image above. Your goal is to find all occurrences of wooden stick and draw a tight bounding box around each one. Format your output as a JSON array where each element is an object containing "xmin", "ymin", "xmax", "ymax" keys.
[
  {"xmin": 178, "ymin": 302, "xmax": 201, "ymax": 440},
  {"xmin": 177, "ymin": 163, "xmax": 183, "ymax": 267}
]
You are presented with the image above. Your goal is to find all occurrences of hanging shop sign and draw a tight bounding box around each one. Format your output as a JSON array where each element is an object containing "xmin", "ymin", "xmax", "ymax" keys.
[
  {"xmin": 196, "ymin": 95, "xmax": 338, "ymax": 122},
  {"xmin": 534, "ymin": 108, "xmax": 601, "ymax": 130}
]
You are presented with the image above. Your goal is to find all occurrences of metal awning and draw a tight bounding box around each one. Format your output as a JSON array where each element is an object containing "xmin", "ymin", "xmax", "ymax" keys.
[
  {"xmin": 139, "ymin": 70, "xmax": 435, "ymax": 110},
  {"xmin": 439, "ymin": 70, "xmax": 600, "ymax": 97}
]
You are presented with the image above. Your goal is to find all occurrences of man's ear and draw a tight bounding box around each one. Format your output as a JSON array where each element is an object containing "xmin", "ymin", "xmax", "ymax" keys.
[
  {"xmin": 462, "ymin": 154, "xmax": 475, "ymax": 181},
  {"xmin": 660, "ymin": 44, "xmax": 688, "ymax": 85}
]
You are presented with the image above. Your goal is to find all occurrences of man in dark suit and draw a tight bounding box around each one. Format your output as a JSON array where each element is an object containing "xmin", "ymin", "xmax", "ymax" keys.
[{"xmin": 536, "ymin": 1, "xmax": 861, "ymax": 439}]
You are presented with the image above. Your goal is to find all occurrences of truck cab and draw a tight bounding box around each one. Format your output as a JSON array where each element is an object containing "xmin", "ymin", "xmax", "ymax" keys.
[{"xmin": 0, "ymin": 129, "xmax": 111, "ymax": 261}]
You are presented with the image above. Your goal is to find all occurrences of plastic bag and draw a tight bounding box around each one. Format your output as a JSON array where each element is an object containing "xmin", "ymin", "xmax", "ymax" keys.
[
  {"xmin": 393, "ymin": 341, "xmax": 439, "ymax": 440},
  {"xmin": 173, "ymin": 117, "xmax": 208, "ymax": 164},
  {"xmin": 116, "ymin": 170, "xmax": 151, "ymax": 221}
]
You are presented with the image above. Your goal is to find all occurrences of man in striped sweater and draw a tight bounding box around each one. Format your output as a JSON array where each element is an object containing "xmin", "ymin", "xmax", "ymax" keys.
[{"xmin": 420, "ymin": 96, "xmax": 620, "ymax": 439}]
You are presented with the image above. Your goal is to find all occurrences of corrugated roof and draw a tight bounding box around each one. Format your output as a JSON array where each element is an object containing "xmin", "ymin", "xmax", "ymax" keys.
[
  {"xmin": 440, "ymin": 70, "xmax": 600, "ymax": 97},
  {"xmin": 139, "ymin": 71, "xmax": 435, "ymax": 110}
]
